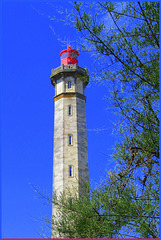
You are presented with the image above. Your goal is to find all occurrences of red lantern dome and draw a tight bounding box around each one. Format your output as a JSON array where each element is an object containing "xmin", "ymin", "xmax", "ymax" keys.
[{"xmin": 60, "ymin": 45, "xmax": 79, "ymax": 65}]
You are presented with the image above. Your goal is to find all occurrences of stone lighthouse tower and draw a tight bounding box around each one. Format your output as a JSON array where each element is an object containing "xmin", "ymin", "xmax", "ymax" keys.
[{"xmin": 50, "ymin": 45, "xmax": 89, "ymax": 217}]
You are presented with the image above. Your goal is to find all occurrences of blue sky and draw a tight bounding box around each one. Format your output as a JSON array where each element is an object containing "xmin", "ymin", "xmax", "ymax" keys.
[{"xmin": 2, "ymin": 1, "xmax": 121, "ymax": 238}]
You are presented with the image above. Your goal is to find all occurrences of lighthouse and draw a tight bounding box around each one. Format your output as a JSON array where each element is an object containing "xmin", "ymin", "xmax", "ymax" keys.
[{"xmin": 50, "ymin": 45, "xmax": 89, "ymax": 233}]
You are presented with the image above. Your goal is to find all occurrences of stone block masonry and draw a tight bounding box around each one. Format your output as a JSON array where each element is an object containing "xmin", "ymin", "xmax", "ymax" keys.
[{"xmin": 50, "ymin": 60, "xmax": 89, "ymax": 238}]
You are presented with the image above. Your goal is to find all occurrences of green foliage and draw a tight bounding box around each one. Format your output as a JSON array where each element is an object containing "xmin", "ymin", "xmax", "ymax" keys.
[
  {"xmin": 72, "ymin": 1, "xmax": 159, "ymax": 187},
  {"xmin": 52, "ymin": 171, "xmax": 159, "ymax": 238},
  {"xmin": 51, "ymin": 2, "xmax": 159, "ymax": 238}
]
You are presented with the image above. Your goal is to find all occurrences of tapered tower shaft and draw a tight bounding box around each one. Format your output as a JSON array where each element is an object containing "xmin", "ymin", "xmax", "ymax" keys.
[{"xmin": 50, "ymin": 47, "xmax": 89, "ymax": 219}]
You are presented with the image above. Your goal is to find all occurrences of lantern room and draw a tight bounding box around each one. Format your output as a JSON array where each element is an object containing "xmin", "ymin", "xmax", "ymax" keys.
[{"xmin": 60, "ymin": 45, "xmax": 79, "ymax": 65}]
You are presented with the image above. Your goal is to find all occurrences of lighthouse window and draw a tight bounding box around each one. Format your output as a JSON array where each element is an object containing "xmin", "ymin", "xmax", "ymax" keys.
[
  {"xmin": 68, "ymin": 135, "xmax": 72, "ymax": 145},
  {"xmin": 71, "ymin": 52, "xmax": 78, "ymax": 59},
  {"xmin": 68, "ymin": 81, "xmax": 72, "ymax": 89},
  {"xmin": 68, "ymin": 106, "xmax": 72, "ymax": 115},
  {"xmin": 61, "ymin": 52, "xmax": 68, "ymax": 59},
  {"xmin": 69, "ymin": 166, "xmax": 73, "ymax": 177}
]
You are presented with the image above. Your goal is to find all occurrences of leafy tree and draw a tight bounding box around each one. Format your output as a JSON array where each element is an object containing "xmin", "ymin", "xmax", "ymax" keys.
[
  {"xmin": 50, "ymin": 1, "xmax": 159, "ymax": 238},
  {"xmin": 51, "ymin": 170, "xmax": 159, "ymax": 238}
]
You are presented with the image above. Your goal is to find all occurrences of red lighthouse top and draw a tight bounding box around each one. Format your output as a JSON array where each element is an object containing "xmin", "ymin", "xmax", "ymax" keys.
[{"xmin": 60, "ymin": 45, "xmax": 79, "ymax": 65}]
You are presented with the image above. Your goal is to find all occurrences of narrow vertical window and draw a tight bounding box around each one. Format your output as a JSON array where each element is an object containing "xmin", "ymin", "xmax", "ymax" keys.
[
  {"xmin": 68, "ymin": 105, "xmax": 71, "ymax": 115},
  {"xmin": 69, "ymin": 135, "xmax": 72, "ymax": 145},
  {"xmin": 69, "ymin": 166, "xmax": 73, "ymax": 177},
  {"xmin": 68, "ymin": 81, "xmax": 71, "ymax": 89}
]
